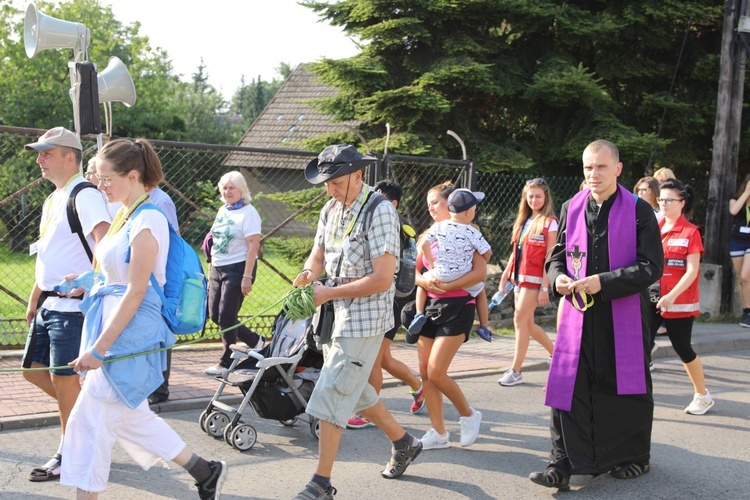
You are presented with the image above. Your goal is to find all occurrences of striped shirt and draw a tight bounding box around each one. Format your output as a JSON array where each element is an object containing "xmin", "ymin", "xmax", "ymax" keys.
[{"xmin": 314, "ymin": 184, "xmax": 401, "ymax": 338}]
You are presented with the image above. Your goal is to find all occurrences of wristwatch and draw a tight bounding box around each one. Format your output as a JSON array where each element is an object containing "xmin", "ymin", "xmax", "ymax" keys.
[{"xmin": 540, "ymin": 286, "xmax": 549, "ymax": 292}]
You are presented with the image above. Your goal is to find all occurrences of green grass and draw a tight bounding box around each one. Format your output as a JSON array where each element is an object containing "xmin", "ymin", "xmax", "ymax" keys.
[
  {"xmin": 0, "ymin": 245, "xmax": 36, "ymax": 315},
  {"xmin": 0, "ymin": 244, "xmax": 310, "ymax": 345}
]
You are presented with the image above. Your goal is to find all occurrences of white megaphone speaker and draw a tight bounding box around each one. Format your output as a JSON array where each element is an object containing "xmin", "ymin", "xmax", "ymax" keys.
[
  {"xmin": 97, "ymin": 57, "xmax": 136, "ymax": 107},
  {"xmin": 24, "ymin": 3, "xmax": 89, "ymax": 59}
]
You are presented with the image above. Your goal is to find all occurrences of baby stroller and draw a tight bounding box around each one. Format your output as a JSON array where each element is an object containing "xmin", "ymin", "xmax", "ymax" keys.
[{"xmin": 198, "ymin": 309, "xmax": 323, "ymax": 451}]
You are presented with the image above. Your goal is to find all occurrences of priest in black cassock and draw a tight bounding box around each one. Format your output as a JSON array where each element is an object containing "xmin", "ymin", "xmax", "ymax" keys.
[{"xmin": 530, "ymin": 139, "xmax": 663, "ymax": 490}]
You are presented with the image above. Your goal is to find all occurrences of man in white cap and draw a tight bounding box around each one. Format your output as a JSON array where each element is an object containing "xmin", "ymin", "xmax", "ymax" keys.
[
  {"xmin": 292, "ymin": 145, "xmax": 422, "ymax": 499},
  {"xmin": 22, "ymin": 127, "xmax": 111, "ymax": 482}
]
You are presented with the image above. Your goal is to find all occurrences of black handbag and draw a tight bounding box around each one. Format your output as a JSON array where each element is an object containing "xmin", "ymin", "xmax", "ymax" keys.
[
  {"xmin": 425, "ymin": 295, "xmax": 472, "ymax": 326},
  {"xmin": 313, "ymin": 297, "xmax": 335, "ymax": 346}
]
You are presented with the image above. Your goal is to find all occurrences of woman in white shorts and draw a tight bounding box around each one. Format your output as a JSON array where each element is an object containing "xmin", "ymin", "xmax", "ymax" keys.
[{"xmin": 61, "ymin": 138, "xmax": 226, "ymax": 499}]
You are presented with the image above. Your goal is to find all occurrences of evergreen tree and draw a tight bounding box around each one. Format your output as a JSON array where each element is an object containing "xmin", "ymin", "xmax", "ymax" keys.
[
  {"xmin": 303, "ymin": 0, "xmax": 725, "ymax": 178},
  {"xmin": 230, "ymin": 64, "xmax": 290, "ymax": 128}
]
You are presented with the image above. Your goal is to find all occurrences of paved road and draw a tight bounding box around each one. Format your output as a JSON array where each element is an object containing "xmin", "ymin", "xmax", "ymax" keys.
[{"xmin": 0, "ymin": 349, "xmax": 747, "ymax": 499}]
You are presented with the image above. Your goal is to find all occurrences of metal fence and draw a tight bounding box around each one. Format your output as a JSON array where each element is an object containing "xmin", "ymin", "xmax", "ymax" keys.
[{"xmin": 0, "ymin": 125, "xmax": 709, "ymax": 346}]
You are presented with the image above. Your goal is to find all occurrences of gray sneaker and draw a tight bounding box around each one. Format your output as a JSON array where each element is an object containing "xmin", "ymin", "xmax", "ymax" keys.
[
  {"xmin": 381, "ymin": 439, "xmax": 423, "ymax": 479},
  {"xmin": 294, "ymin": 481, "xmax": 337, "ymax": 499},
  {"xmin": 498, "ymin": 369, "xmax": 523, "ymax": 386}
]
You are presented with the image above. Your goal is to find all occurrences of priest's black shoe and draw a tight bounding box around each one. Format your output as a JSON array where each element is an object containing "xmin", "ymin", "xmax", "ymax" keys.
[{"xmin": 529, "ymin": 467, "xmax": 570, "ymax": 490}]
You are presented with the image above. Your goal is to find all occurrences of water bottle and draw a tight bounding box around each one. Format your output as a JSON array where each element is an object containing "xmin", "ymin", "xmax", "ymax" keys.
[
  {"xmin": 396, "ymin": 236, "xmax": 417, "ymax": 294},
  {"xmin": 488, "ymin": 281, "xmax": 514, "ymax": 313},
  {"xmin": 53, "ymin": 269, "xmax": 97, "ymax": 295},
  {"xmin": 177, "ymin": 273, "xmax": 205, "ymax": 327}
]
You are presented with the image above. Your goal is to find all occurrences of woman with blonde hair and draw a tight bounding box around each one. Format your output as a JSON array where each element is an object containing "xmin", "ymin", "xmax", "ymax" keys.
[
  {"xmin": 653, "ymin": 167, "xmax": 676, "ymax": 183},
  {"xmin": 62, "ymin": 138, "xmax": 226, "ymax": 499},
  {"xmin": 204, "ymin": 171, "xmax": 264, "ymax": 376},
  {"xmin": 497, "ymin": 178, "xmax": 556, "ymax": 386}
]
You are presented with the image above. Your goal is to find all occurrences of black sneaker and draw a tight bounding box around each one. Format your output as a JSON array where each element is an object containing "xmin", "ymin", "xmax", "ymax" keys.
[
  {"xmin": 381, "ymin": 439, "xmax": 422, "ymax": 479},
  {"xmin": 529, "ymin": 466, "xmax": 570, "ymax": 490},
  {"xmin": 740, "ymin": 311, "xmax": 750, "ymax": 328},
  {"xmin": 196, "ymin": 460, "xmax": 227, "ymax": 500}
]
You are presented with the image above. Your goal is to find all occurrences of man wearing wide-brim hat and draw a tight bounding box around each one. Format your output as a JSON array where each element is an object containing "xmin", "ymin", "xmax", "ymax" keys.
[{"xmin": 293, "ymin": 144, "xmax": 423, "ymax": 499}]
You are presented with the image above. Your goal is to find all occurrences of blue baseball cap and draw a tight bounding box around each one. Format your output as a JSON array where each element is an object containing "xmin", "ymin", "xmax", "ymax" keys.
[{"xmin": 447, "ymin": 188, "xmax": 485, "ymax": 213}]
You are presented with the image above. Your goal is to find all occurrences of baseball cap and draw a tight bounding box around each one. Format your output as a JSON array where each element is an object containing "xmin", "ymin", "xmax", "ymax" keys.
[
  {"xmin": 447, "ymin": 188, "xmax": 485, "ymax": 213},
  {"xmin": 25, "ymin": 127, "xmax": 82, "ymax": 152}
]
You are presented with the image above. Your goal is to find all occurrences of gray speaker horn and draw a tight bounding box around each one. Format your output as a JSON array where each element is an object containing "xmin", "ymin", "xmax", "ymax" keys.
[
  {"xmin": 97, "ymin": 57, "xmax": 136, "ymax": 107},
  {"xmin": 24, "ymin": 3, "xmax": 89, "ymax": 59}
]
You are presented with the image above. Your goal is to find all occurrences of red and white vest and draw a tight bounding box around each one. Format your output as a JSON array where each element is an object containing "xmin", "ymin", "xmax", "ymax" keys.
[
  {"xmin": 660, "ymin": 215, "xmax": 703, "ymax": 318},
  {"xmin": 508, "ymin": 216, "xmax": 555, "ymax": 288}
]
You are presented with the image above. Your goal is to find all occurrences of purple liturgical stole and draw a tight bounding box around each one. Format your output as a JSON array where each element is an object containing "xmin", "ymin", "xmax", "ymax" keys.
[{"xmin": 545, "ymin": 183, "xmax": 647, "ymax": 411}]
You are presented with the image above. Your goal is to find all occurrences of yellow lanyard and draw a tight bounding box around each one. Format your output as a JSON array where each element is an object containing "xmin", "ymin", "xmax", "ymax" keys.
[
  {"xmin": 332, "ymin": 185, "xmax": 370, "ymax": 245},
  {"xmin": 95, "ymin": 193, "xmax": 149, "ymax": 273},
  {"xmin": 571, "ymin": 291, "xmax": 595, "ymax": 311},
  {"xmin": 39, "ymin": 174, "xmax": 82, "ymax": 239},
  {"xmin": 107, "ymin": 193, "xmax": 150, "ymax": 238}
]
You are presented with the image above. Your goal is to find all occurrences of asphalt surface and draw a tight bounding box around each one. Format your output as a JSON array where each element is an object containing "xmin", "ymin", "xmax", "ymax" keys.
[{"xmin": 0, "ymin": 348, "xmax": 748, "ymax": 499}]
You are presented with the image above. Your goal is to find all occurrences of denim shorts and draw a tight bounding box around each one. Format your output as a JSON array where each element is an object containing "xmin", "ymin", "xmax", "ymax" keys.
[
  {"xmin": 305, "ymin": 333, "xmax": 384, "ymax": 428},
  {"xmin": 23, "ymin": 309, "xmax": 84, "ymax": 376}
]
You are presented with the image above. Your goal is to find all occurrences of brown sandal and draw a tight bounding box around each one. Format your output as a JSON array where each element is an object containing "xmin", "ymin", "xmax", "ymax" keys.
[{"xmin": 29, "ymin": 453, "xmax": 62, "ymax": 482}]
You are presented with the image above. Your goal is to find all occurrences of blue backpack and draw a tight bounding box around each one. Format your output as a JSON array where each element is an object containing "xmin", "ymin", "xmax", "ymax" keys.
[{"xmin": 128, "ymin": 203, "xmax": 208, "ymax": 335}]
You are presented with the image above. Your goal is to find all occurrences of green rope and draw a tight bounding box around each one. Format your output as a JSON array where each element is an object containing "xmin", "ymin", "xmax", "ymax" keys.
[
  {"xmin": 281, "ymin": 284, "xmax": 317, "ymax": 321},
  {"xmin": 0, "ymin": 286, "xmax": 318, "ymax": 374}
]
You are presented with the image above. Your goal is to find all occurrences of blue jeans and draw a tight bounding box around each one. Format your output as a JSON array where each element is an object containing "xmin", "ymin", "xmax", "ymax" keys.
[{"xmin": 23, "ymin": 308, "xmax": 84, "ymax": 376}]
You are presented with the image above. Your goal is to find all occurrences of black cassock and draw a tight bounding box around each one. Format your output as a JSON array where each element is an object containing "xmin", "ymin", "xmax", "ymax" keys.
[{"xmin": 545, "ymin": 190, "xmax": 663, "ymax": 475}]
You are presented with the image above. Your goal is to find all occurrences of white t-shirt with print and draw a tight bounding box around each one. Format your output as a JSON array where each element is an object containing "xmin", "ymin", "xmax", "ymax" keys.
[
  {"xmin": 210, "ymin": 204, "xmax": 261, "ymax": 266},
  {"xmin": 426, "ymin": 220, "xmax": 491, "ymax": 283}
]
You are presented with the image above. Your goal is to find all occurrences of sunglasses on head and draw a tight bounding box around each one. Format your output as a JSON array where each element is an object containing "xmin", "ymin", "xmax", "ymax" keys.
[{"xmin": 526, "ymin": 178, "xmax": 547, "ymax": 186}]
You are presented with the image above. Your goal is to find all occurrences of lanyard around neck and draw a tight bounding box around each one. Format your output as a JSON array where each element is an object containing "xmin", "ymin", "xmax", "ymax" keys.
[
  {"xmin": 334, "ymin": 185, "xmax": 370, "ymax": 244},
  {"xmin": 107, "ymin": 193, "xmax": 150, "ymax": 238},
  {"xmin": 39, "ymin": 174, "xmax": 82, "ymax": 239}
]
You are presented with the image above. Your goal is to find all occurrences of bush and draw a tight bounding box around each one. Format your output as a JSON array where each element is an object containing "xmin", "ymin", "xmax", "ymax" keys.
[{"xmin": 263, "ymin": 236, "xmax": 314, "ymax": 268}]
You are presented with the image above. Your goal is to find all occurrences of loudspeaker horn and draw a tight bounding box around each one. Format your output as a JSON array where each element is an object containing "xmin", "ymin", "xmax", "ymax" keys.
[
  {"xmin": 24, "ymin": 3, "xmax": 89, "ymax": 59},
  {"xmin": 97, "ymin": 57, "xmax": 136, "ymax": 107}
]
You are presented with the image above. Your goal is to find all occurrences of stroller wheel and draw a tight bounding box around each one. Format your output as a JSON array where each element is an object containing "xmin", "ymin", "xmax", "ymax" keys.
[
  {"xmin": 279, "ymin": 418, "xmax": 298, "ymax": 427},
  {"xmin": 198, "ymin": 410, "xmax": 209, "ymax": 433},
  {"xmin": 205, "ymin": 411, "xmax": 230, "ymax": 438},
  {"xmin": 310, "ymin": 418, "xmax": 320, "ymax": 440},
  {"xmin": 228, "ymin": 424, "xmax": 257, "ymax": 451},
  {"xmin": 223, "ymin": 424, "xmax": 234, "ymax": 445}
]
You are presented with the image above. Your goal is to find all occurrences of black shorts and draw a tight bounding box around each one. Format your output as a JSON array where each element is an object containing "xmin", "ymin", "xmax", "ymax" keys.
[
  {"xmin": 385, "ymin": 295, "xmax": 414, "ymax": 341},
  {"xmin": 401, "ymin": 299, "xmax": 475, "ymax": 342}
]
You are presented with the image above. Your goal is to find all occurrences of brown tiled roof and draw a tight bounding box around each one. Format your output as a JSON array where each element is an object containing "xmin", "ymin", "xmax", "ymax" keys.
[{"xmin": 224, "ymin": 63, "xmax": 359, "ymax": 170}]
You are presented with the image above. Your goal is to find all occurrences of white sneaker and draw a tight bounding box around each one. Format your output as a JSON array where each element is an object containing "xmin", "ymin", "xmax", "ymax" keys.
[
  {"xmin": 498, "ymin": 369, "xmax": 523, "ymax": 386},
  {"xmin": 459, "ymin": 407, "xmax": 482, "ymax": 447},
  {"xmin": 420, "ymin": 428, "xmax": 451, "ymax": 450},
  {"xmin": 685, "ymin": 390, "xmax": 714, "ymax": 415},
  {"xmin": 204, "ymin": 364, "xmax": 228, "ymax": 377}
]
